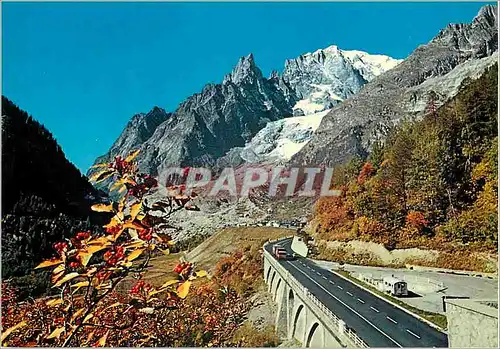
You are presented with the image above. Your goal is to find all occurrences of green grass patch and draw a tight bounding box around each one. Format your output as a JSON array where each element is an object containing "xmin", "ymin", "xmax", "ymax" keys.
[{"xmin": 335, "ymin": 269, "xmax": 448, "ymax": 330}]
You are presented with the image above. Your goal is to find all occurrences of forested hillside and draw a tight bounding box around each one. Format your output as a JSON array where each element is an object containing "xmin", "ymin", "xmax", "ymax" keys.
[
  {"xmin": 1, "ymin": 97, "xmax": 105, "ymax": 278},
  {"xmin": 314, "ymin": 64, "xmax": 498, "ymax": 254}
]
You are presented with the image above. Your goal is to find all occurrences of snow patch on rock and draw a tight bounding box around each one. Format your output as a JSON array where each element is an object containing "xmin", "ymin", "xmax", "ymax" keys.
[{"xmin": 239, "ymin": 109, "xmax": 331, "ymax": 164}]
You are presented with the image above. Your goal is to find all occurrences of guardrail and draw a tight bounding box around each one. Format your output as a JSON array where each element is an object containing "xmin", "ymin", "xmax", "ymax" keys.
[
  {"xmin": 346, "ymin": 327, "xmax": 368, "ymax": 348},
  {"xmin": 263, "ymin": 240, "xmax": 368, "ymax": 348}
]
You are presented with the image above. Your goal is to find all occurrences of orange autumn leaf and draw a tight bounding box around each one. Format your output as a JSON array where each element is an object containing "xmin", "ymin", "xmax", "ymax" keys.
[
  {"xmin": 46, "ymin": 298, "xmax": 64, "ymax": 307},
  {"xmin": 160, "ymin": 279, "xmax": 179, "ymax": 289},
  {"xmin": 35, "ymin": 259, "xmax": 63, "ymax": 269},
  {"xmin": 177, "ymin": 281, "xmax": 191, "ymax": 299},
  {"xmin": 52, "ymin": 272, "xmax": 80, "ymax": 288},
  {"xmin": 125, "ymin": 149, "xmax": 140, "ymax": 162},
  {"xmin": 91, "ymin": 203, "xmax": 114, "ymax": 212},
  {"xmin": 89, "ymin": 169, "xmax": 114, "ymax": 183},
  {"xmin": 96, "ymin": 331, "xmax": 109, "ymax": 347},
  {"xmin": 196, "ymin": 270, "xmax": 208, "ymax": 277},
  {"xmin": 130, "ymin": 202, "xmax": 142, "ymax": 220},
  {"xmin": 126, "ymin": 248, "xmax": 144, "ymax": 262}
]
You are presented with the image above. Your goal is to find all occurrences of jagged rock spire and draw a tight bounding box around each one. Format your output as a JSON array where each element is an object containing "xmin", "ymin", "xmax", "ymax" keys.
[{"xmin": 223, "ymin": 53, "xmax": 263, "ymax": 85}]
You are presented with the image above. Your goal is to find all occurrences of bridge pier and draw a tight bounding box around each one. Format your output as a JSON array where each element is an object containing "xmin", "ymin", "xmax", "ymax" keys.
[{"xmin": 275, "ymin": 282, "xmax": 288, "ymax": 338}]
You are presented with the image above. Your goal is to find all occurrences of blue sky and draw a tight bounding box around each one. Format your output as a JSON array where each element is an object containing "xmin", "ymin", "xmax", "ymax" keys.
[{"xmin": 2, "ymin": 2, "xmax": 493, "ymax": 172}]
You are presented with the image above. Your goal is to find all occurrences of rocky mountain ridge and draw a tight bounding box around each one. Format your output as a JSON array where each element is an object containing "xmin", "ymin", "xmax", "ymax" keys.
[
  {"xmin": 282, "ymin": 45, "xmax": 402, "ymax": 114},
  {"xmin": 90, "ymin": 5, "xmax": 497, "ymax": 188},
  {"xmin": 90, "ymin": 46, "xmax": 400, "ymax": 176},
  {"xmin": 92, "ymin": 54, "xmax": 299, "ymax": 175},
  {"xmin": 290, "ymin": 4, "xmax": 498, "ymax": 167}
]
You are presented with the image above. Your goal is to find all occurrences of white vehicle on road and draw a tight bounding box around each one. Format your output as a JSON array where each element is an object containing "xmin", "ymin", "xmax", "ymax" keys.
[{"xmin": 382, "ymin": 276, "xmax": 408, "ymax": 296}]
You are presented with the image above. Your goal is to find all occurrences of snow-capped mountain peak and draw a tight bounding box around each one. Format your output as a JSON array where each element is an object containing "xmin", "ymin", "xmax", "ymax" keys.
[
  {"xmin": 340, "ymin": 49, "xmax": 403, "ymax": 80},
  {"xmin": 281, "ymin": 45, "xmax": 402, "ymax": 114}
]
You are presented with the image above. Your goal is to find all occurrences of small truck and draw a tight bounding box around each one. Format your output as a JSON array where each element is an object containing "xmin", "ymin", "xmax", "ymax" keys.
[{"xmin": 273, "ymin": 245, "xmax": 288, "ymax": 260}]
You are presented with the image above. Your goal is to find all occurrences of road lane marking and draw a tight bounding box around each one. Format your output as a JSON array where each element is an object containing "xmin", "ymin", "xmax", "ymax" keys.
[
  {"xmin": 346, "ymin": 291, "xmax": 353, "ymax": 296},
  {"xmin": 357, "ymin": 298, "xmax": 365, "ymax": 304},
  {"xmin": 370, "ymin": 306, "xmax": 380, "ymax": 313},
  {"xmin": 406, "ymin": 329, "xmax": 421, "ymax": 339},
  {"xmin": 386, "ymin": 316, "xmax": 398, "ymax": 324},
  {"xmin": 329, "ymin": 280, "xmax": 335, "ymax": 285},
  {"xmin": 337, "ymin": 285, "xmax": 343, "ymax": 290},
  {"xmin": 286, "ymin": 261, "xmax": 402, "ymax": 347},
  {"xmin": 322, "ymin": 276, "xmax": 327, "ymax": 280},
  {"xmin": 316, "ymin": 272, "xmax": 321, "ymax": 276}
]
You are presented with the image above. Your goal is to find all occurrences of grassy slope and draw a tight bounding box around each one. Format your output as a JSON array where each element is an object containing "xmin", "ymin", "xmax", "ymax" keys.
[
  {"xmin": 186, "ymin": 227, "xmax": 295, "ymax": 270},
  {"xmin": 132, "ymin": 227, "xmax": 294, "ymax": 289}
]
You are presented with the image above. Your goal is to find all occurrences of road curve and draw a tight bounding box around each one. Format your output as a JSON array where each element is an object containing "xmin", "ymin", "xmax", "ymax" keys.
[{"xmin": 265, "ymin": 238, "xmax": 448, "ymax": 348}]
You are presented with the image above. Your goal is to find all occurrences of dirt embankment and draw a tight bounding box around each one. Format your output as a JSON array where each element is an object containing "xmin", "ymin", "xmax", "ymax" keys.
[{"xmin": 316, "ymin": 239, "xmax": 498, "ymax": 274}]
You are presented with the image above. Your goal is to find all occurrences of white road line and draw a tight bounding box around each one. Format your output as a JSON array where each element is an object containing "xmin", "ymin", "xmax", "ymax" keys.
[
  {"xmin": 370, "ymin": 306, "xmax": 380, "ymax": 313},
  {"xmin": 406, "ymin": 329, "xmax": 421, "ymax": 339},
  {"xmin": 386, "ymin": 316, "xmax": 398, "ymax": 324},
  {"xmin": 337, "ymin": 285, "xmax": 343, "ymax": 290},
  {"xmin": 322, "ymin": 276, "xmax": 327, "ymax": 280},
  {"xmin": 346, "ymin": 291, "xmax": 353, "ymax": 296},
  {"xmin": 357, "ymin": 298, "xmax": 365, "ymax": 304},
  {"xmin": 329, "ymin": 280, "xmax": 335, "ymax": 285},
  {"xmin": 316, "ymin": 272, "xmax": 321, "ymax": 276},
  {"xmin": 286, "ymin": 261, "xmax": 402, "ymax": 347}
]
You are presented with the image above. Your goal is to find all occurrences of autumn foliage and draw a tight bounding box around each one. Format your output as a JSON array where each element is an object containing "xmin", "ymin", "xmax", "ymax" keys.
[
  {"xmin": 314, "ymin": 65, "xmax": 498, "ymax": 259},
  {"xmin": 2, "ymin": 245, "xmax": 269, "ymax": 347},
  {"xmin": 1, "ymin": 151, "xmax": 207, "ymax": 346},
  {"xmin": 1, "ymin": 151, "xmax": 279, "ymax": 347}
]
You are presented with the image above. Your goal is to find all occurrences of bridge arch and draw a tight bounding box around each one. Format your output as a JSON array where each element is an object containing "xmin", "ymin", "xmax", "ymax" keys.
[
  {"xmin": 274, "ymin": 278, "xmax": 282, "ymax": 301},
  {"xmin": 265, "ymin": 265, "xmax": 272, "ymax": 283},
  {"xmin": 269, "ymin": 270, "xmax": 277, "ymax": 293},
  {"xmin": 288, "ymin": 289, "xmax": 295, "ymax": 320},
  {"xmin": 306, "ymin": 322, "xmax": 321, "ymax": 348},
  {"xmin": 292, "ymin": 304, "xmax": 305, "ymax": 341}
]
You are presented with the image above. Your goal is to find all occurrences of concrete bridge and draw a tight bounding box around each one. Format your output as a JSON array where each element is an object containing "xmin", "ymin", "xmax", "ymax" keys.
[
  {"xmin": 263, "ymin": 237, "xmax": 367, "ymax": 348},
  {"xmin": 264, "ymin": 237, "xmax": 449, "ymax": 348}
]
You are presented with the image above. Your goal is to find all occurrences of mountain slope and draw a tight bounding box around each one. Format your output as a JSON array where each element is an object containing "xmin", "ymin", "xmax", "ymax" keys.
[
  {"xmin": 314, "ymin": 63, "xmax": 498, "ymax": 263},
  {"xmin": 291, "ymin": 5, "xmax": 498, "ymax": 167},
  {"xmin": 91, "ymin": 54, "xmax": 298, "ymax": 175},
  {"xmin": 93, "ymin": 106, "xmax": 171, "ymax": 167},
  {"xmin": 91, "ymin": 47, "xmax": 401, "ymax": 177},
  {"xmin": 1, "ymin": 97, "xmax": 104, "ymax": 277}
]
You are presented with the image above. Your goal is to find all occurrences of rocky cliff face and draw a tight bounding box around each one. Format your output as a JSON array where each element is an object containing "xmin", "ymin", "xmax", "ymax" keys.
[
  {"xmin": 91, "ymin": 48, "xmax": 400, "ymax": 176},
  {"xmin": 91, "ymin": 54, "xmax": 299, "ymax": 175},
  {"xmin": 93, "ymin": 106, "xmax": 171, "ymax": 166},
  {"xmin": 91, "ymin": 5, "xmax": 496, "ymax": 179},
  {"xmin": 290, "ymin": 5, "xmax": 498, "ymax": 167}
]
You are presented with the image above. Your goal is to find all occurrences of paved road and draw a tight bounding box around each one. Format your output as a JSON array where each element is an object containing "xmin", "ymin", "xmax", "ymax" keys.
[{"xmin": 266, "ymin": 238, "xmax": 449, "ymax": 348}]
